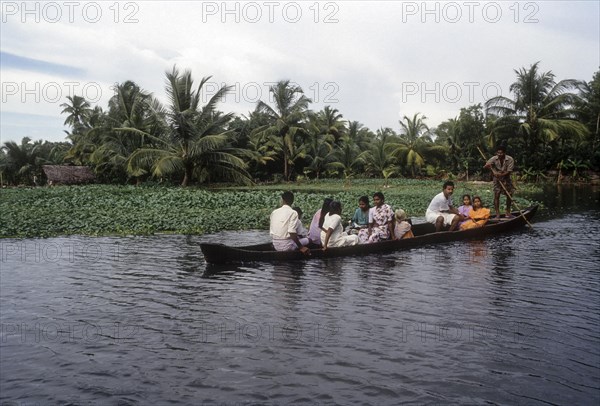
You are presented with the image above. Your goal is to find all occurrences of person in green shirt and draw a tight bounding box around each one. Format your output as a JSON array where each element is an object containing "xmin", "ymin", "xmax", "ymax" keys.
[{"xmin": 347, "ymin": 195, "xmax": 370, "ymax": 234}]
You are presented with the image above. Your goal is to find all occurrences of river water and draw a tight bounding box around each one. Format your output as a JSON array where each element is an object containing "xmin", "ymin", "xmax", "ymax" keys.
[{"xmin": 1, "ymin": 186, "xmax": 599, "ymax": 405}]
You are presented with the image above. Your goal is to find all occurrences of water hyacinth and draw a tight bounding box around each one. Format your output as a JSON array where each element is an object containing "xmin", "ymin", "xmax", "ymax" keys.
[{"xmin": 0, "ymin": 181, "xmax": 539, "ymax": 238}]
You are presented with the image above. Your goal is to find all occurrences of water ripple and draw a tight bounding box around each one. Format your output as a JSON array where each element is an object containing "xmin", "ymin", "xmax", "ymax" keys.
[{"xmin": 1, "ymin": 210, "xmax": 599, "ymax": 404}]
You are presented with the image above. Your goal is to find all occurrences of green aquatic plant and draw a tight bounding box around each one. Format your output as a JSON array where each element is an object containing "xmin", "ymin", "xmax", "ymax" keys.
[{"xmin": 0, "ymin": 181, "xmax": 538, "ymax": 238}]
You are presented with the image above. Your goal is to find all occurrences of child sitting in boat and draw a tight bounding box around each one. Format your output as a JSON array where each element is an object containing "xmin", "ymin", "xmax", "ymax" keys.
[
  {"xmin": 394, "ymin": 209, "xmax": 414, "ymax": 239},
  {"xmin": 458, "ymin": 194, "xmax": 472, "ymax": 227},
  {"xmin": 460, "ymin": 196, "xmax": 491, "ymax": 230}
]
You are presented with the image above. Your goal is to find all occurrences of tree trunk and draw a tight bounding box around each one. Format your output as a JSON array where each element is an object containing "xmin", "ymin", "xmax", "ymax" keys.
[
  {"xmin": 283, "ymin": 149, "xmax": 289, "ymax": 181},
  {"xmin": 182, "ymin": 164, "xmax": 193, "ymax": 187}
]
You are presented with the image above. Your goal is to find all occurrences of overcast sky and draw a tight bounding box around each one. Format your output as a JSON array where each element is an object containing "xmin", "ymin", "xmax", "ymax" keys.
[{"xmin": 1, "ymin": 0, "xmax": 598, "ymax": 144}]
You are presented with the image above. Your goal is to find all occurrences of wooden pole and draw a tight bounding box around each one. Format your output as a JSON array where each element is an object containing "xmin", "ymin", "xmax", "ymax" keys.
[{"xmin": 477, "ymin": 146, "xmax": 533, "ymax": 228}]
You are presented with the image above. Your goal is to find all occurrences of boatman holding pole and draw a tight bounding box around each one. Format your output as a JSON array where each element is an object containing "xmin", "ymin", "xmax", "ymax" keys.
[
  {"xmin": 483, "ymin": 145, "xmax": 515, "ymax": 219},
  {"xmin": 270, "ymin": 191, "xmax": 310, "ymax": 254}
]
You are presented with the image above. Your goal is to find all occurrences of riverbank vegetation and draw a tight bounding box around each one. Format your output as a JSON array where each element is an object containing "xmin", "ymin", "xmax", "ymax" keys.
[
  {"xmin": 1, "ymin": 63, "xmax": 599, "ymax": 187},
  {"xmin": 1, "ymin": 181, "xmax": 541, "ymax": 238}
]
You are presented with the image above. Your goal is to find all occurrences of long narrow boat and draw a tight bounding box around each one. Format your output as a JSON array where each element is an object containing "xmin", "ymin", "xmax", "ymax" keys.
[{"xmin": 200, "ymin": 205, "xmax": 538, "ymax": 264}]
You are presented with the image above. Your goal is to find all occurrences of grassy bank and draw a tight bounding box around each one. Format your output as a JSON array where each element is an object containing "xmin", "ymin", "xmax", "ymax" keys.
[{"xmin": 1, "ymin": 180, "xmax": 541, "ymax": 238}]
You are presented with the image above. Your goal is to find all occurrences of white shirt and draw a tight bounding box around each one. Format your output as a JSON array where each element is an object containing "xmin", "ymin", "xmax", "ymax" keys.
[
  {"xmin": 270, "ymin": 205, "xmax": 299, "ymax": 240},
  {"xmin": 295, "ymin": 219, "xmax": 308, "ymax": 237},
  {"xmin": 368, "ymin": 206, "xmax": 376, "ymax": 223},
  {"xmin": 427, "ymin": 192, "xmax": 453, "ymax": 213},
  {"xmin": 320, "ymin": 213, "xmax": 343, "ymax": 245}
]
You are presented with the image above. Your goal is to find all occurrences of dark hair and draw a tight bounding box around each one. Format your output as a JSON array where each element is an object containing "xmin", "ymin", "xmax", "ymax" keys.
[
  {"xmin": 292, "ymin": 206, "xmax": 303, "ymax": 218},
  {"xmin": 496, "ymin": 145, "xmax": 506, "ymax": 153},
  {"xmin": 373, "ymin": 192, "xmax": 384, "ymax": 200},
  {"xmin": 281, "ymin": 191, "xmax": 294, "ymax": 205},
  {"xmin": 329, "ymin": 201, "xmax": 342, "ymax": 214},
  {"xmin": 359, "ymin": 195, "xmax": 369, "ymax": 207},
  {"xmin": 472, "ymin": 195, "xmax": 482, "ymax": 204},
  {"xmin": 318, "ymin": 197, "xmax": 334, "ymax": 228},
  {"xmin": 443, "ymin": 181, "xmax": 454, "ymax": 189},
  {"xmin": 462, "ymin": 194, "xmax": 471, "ymax": 202}
]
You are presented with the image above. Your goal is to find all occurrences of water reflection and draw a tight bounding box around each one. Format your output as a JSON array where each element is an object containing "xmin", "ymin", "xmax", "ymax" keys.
[
  {"xmin": 489, "ymin": 237, "xmax": 517, "ymax": 278},
  {"xmin": 530, "ymin": 184, "xmax": 600, "ymax": 219},
  {"xmin": 176, "ymin": 235, "xmax": 204, "ymax": 274},
  {"xmin": 202, "ymin": 262, "xmax": 253, "ymax": 278},
  {"xmin": 464, "ymin": 240, "xmax": 487, "ymax": 265}
]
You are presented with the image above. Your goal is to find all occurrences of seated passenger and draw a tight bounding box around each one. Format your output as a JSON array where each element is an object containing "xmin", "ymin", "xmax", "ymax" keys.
[
  {"xmin": 346, "ymin": 195, "xmax": 370, "ymax": 234},
  {"xmin": 308, "ymin": 197, "xmax": 333, "ymax": 246},
  {"xmin": 269, "ymin": 191, "xmax": 309, "ymax": 254},
  {"xmin": 321, "ymin": 201, "xmax": 359, "ymax": 250},
  {"xmin": 293, "ymin": 206, "xmax": 310, "ymax": 247},
  {"xmin": 458, "ymin": 194, "xmax": 472, "ymax": 227},
  {"xmin": 358, "ymin": 192, "xmax": 394, "ymax": 243},
  {"xmin": 394, "ymin": 209, "xmax": 414, "ymax": 239},
  {"xmin": 459, "ymin": 196, "xmax": 491, "ymax": 230},
  {"xmin": 425, "ymin": 181, "xmax": 461, "ymax": 232}
]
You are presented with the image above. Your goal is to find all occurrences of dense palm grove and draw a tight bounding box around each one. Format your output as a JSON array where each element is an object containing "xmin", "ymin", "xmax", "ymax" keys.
[{"xmin": 2, "ymin": 63, "xmax": 599, "ymax": 186}]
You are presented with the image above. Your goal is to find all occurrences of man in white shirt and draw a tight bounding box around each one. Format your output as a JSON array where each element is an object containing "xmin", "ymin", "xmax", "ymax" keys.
[
  {"xmin": 270, "ymin": 191, "xmax": 310, "ymax": 254},
  {"xmin": 426, "ymin": 181, "xmax": 462, "ymax": 232}
]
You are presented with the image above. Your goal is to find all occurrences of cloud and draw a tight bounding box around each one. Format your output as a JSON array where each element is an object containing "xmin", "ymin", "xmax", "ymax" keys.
[
  {"xmin": 0, "ymin": 51, "xmax": 85, "ymax": 77},
  {"xmin": 1, "ymin": 0, "xmax": 598, "ymax": 144}
]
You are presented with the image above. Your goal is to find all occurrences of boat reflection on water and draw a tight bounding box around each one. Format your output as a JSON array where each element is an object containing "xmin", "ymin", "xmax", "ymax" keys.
[{"xmin": 465, "ymin": 240, "xmax": 488, "ymax": 265}]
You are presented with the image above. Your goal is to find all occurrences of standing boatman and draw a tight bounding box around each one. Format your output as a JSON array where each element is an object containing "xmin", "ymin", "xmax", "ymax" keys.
[{"xmin": 484, "ymin": 145, "xmax": 515, "ymax": 219}]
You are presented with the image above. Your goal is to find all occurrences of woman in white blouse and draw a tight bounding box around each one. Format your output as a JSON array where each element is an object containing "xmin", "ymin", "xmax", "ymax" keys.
[{"xmin": 321, "ymin": 201, "xmax": 359, "ymax": 250}]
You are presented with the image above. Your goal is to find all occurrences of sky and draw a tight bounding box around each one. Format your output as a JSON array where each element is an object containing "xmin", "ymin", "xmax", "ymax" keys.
[{"xmin": 1, "ymin": 0, "xmax": 599, "ymax": 144}]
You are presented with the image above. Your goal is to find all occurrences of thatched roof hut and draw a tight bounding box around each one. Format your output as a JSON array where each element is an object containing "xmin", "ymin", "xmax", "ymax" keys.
[{"xmin": 42, "ymin": 165, "xmax": 96, "ymax": 185}]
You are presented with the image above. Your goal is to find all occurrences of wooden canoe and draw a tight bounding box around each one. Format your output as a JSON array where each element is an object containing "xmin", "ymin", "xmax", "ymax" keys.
[{"xmin": 200, "ymin": 205, "xmax": 538, "ymax": 264}]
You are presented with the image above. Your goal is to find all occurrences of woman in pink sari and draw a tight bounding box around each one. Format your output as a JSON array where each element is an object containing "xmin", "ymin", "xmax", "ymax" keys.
[{"xmin": 358, "ymin": 192, "xmax": 395, "ymax": 243}]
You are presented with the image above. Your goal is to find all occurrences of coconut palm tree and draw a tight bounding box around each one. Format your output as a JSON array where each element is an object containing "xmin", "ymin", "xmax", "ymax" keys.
[
  {"xmin": 576, "ymin": 70, "xmax": 600, "ymax": 168},
  {"xmin": 437, "ymin": 104, "xmax": 487, "ymax": 176},
  {"xmin": 231, "ymin": 110, "xmax": 278, "ymax": 179},
  {"xmin": 63, "ymin": 106, "xmax": 108, "ymax": 166},
  {"xmin": 391, "ymin": 113, "xmax": 446, "ymax": 177},
  {"xmin": 0, "ymin": 137, "xmax": 47, "ymax": 185},
  {"xmin": 127, "ymin": 67, "xmax": 251, "ymax": 186},
  {"xmin": 313, "ymin": 105, "xmax": 346, "ymax": 142},
  {"xmin": 253, "ymin": 80, "xmax": 311, "ymax": 180},
  {"xmin": 60, "ymin": 95, "xmax": 93, "ymax": 139},
  {"xmin": 358, "ymin": 128, "xmax": 399, "ymax": 182},
  {"xmin": 435, "ymin": 118, "xmax": 461, "ymax": 173},
  {"xmin": 304, "ymin": 131, "xmax": 334, "ymax": 179},
  {"xmin": 87, "ymin": 81, "xmax": 165, "ymax": 182},
  {"xmin": 485, "ymin": 62, "xmax": 588, "ymax": 169},
  {"xmin": 347, "ymin": 120, "xmax": 372, "ymax": 151},
  {"xmin": 328, "ymin": 134, "xmax": 363, "ymax": 182}
]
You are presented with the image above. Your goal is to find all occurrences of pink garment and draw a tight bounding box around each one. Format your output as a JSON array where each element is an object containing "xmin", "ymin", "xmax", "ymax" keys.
[
  {"xmin": 308, "ymin": 209, "xmax": 323, "ymax": 244},
  {"xmin": 458, "ymin": 205, "xmax": 472, "ymax": 226}
]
